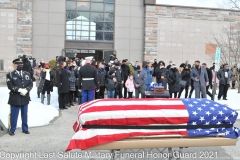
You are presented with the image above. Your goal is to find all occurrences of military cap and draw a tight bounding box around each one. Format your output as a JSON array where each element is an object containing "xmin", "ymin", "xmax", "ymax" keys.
[{"xmin": 12, "ymin": 58, "xmax": 23, "ymax": 64}]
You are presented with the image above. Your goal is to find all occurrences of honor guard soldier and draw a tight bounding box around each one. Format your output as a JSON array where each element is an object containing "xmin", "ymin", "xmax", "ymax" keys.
[
  {"xmin": 78, "ymin": 57, "xmax": 98, "ymax": 104},
  {"xmin": 6, "ymin": 58, "xmax": 33, "ymax": 136}
]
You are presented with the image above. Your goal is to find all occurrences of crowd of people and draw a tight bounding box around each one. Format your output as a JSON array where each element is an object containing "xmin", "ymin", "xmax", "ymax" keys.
[
  {"xmin": 19, "ymin": 54, "xmax": 240, "ymax": 109},
  {"xmin": 6, "ymin": 55, "xmax": 239, "ymax": 135}
]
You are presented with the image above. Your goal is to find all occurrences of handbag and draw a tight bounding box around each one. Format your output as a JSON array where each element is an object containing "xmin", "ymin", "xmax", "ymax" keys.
[{"xmin": 179, "ymin": 80, "xmax": 187, "ymax": 88}]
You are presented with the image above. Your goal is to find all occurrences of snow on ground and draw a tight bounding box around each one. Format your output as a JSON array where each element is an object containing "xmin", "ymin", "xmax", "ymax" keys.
[{"xmin": 0, "ymin": 82, "xmax": 59, "ymax": 129}]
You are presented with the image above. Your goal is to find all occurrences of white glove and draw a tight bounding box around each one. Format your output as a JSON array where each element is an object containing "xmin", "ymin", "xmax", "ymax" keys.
[{"xmin": 19, "ymin": 88, "xmax": 28, "ymax": 96}]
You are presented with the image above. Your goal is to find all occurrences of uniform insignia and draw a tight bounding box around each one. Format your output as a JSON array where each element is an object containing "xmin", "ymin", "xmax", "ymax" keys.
[
  {"xmin": 25, "ymin": 75, "xmax": 29, "ymax": 80},
  {"xmin": 7, "ymin": 78, "xmax": 10, "ymax": 82},
  {"xmin": 13, "ymin": 77, "xmax": 17, "ymax": 80}
]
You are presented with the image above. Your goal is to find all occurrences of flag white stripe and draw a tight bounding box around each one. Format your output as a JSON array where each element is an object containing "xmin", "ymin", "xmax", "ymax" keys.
[
  {"xmin": 72, "ymin": 129, "xmax": 187, "ymax": 140},
  {"xmin": 83, "ymin": 100, "xmax": 184, "ymax": 107},
  {"xmin": 80, "ymin": 110, "xmax": 189, "ymax": 124}
]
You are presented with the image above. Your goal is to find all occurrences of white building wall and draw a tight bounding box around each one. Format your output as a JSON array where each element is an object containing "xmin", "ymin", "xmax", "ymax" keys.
[
  {"xmin": 32, "ymin": 0, "xmax": 66, "ymax": 63},
  {"xmin": 114, "ymin": 0, "xmax": 144, "ymax": 63}
]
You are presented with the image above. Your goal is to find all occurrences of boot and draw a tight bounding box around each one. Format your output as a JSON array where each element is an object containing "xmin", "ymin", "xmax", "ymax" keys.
[
  {"xmin": 47, "ymin": 94, "xmax": 51, "ymax": 105},
  {"xmin": 41, "ymin": 94, "xmax": 44, "ymax": 104},
  {"xmin": 37, "ymin": 92, "xmax": 40, "ymax": 98}
]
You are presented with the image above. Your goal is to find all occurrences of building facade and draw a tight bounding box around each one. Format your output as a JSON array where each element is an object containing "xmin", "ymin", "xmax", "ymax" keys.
[{"xmin": 1, "ymin": 0, "xmax": 240, "ymax": 83}]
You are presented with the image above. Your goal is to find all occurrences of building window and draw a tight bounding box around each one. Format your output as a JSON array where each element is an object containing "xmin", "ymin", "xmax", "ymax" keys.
[
  {"xmin": 0, "ymin": 60, "xmax": 4, "ymax": 70},
  {"xmin": 66, "ymin": 0, "xmax": 115, "ymax": 41}
]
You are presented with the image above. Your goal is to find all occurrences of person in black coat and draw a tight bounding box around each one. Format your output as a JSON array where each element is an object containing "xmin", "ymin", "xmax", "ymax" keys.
[
  {"xmin": 188, "ymin": 64, "xmax": 195, "ymax": 98},
  {"xmin": 97, "ymin": 63, "xmax": 106, "ymax": 99},
  {"xmin": 167, "ymin": 64, "xmax": 180, "ymax": 98},
  {"xmin": 6, "ymin": 58, "xmax": 33, "ymax": 135},
  {"xmin": 155, "ymin": 61, "xmax": 168, "ymax": 90},
  {"xmin": 78, "ymin": 57, "xmax": 98, "ymax": 104},
  {"xmin": 56, "ymin": 61, "xmax": 70, "ymax": 110},
  {"xmin": 107, "ymin": 62, "xmax": 124, "ymax": 98},
  {"xmin": 38, "ymin": 63, "xmax": 54, "ymax": 105},
  {"xmin": 121, "ymin": 60, "xmax": 130, "ymax": 98},
  {"xmin": 202, "ymin": 63, "xmax": 213, "ymax": 100},
  {"xmin": 178, "ymin": 65, "xmax": 191, "ymax": 98},
  {"xmin": 152, "ymin": 59, "xmax": 158, "ymax": 82}
]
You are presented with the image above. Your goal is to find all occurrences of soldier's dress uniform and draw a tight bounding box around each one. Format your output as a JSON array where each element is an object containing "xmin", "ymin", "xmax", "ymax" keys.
[
  {"xmin": 78, "ymin": 57, "xmax": 98, "ymax": 104},
  {"xmin": 6, "ymin": 58, "xmax": 33, "ymax": 135}
]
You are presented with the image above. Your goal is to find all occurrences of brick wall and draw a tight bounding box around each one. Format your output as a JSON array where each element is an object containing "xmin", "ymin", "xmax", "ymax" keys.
[{"xmin": 144, "ymin": 5, "xmax": 240, "ymax": 65}]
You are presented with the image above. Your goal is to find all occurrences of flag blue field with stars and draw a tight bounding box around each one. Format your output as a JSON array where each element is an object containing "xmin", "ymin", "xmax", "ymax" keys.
[{"xmin": 181, "ymin": 98, "xmax": 240, "ymax": 138}]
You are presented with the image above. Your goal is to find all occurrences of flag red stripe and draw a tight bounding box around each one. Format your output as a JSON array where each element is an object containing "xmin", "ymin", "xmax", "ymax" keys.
[
  {"xmin": 80, "ymin": 105, "xmax": 186, "ymax": 114},
  {"xmin": 84, "ymin": 117, "xmax": 189, "ymax": 126},
  {"xmin": 66, "ymin": 131, "xmax": 188, "ymax": 151},
  {"xmin": 78, "ymin": 98, "xmax": 183, "ymax": 111}
]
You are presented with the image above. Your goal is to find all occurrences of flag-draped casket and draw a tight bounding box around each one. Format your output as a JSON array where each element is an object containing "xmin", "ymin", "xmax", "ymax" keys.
[{"xmin": 66, "ymin": 98, "xmax": 240, "ymax": 151}]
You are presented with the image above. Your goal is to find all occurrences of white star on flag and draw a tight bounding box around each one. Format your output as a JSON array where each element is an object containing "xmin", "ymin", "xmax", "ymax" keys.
[
  {"xmin": 205, "ymin": 122, "xmax": 210, "ymax": 125},
  {"xmin": 191, "ymin": 121, "xmax": 197, "ymax": 125},
  {"xmin": 210, "ymin": 128, "xmax": 215, "ymax": 130},
  {"xmin": 197, "ymin": 107, "xmax": 203, "ymax": 111},
  {"xmin": 197, "ymin": 99, "xmax": 202, "ymax": 101},
  {"xmin": 189, "ymin": 104, "xmax": 193, "ymax": 107},
  {"xmin": 214, "ymin": 104, "xmax": 219, "ymax": 107},
  {"xmin": 206, "ymin": 111, "xmax": 211, "ymax": 116},
  {"xmin": 199, "ymin": 116, "xmax": 205, "ymax": 122},
  {"xmin": 223, "ymin": 107, "xmax": 228, "ymax": 111},
  {"xmin": 212, "ymin": 116, "xmax": 217, "ymax": 121},
  {"xmin": 192, "ymin": 111, "xmax": 198, "ymax": 116},
  {"xmin": 206, "ymin": 101, "xmax": 210, "ymax": 104},
  {"xmin": 197, "ymin": 128, "xmax": 202, "ymax": 132},
  {"xmin": 184, "ymin": 99, "xmax": 189, "ymax": 101},
  {"xmin": 205, "ymin": 131, "xmax": 211, "ymax": 134},
  {"xmin": 217, "ymin": 121, "xmax": 221, "ymax": 125},
  {"xmin": 224, "ymin": 116, "xmax": 229, "ymax": 121},
  {"xmin": 210, "ymin": 107, "xmax": 215, "ymax": 111},
  {"xmin": 235, "ymin": 128, "xmax": 239, "ymax": 132},
  {"xmin": 218, "ymin": 111, "xmax": 224, "ymax": 116},
  {"xmin": 225, "ymin": 130, "xmax": 230, "ymax": 135},
  {"xmin": 232, "ymin": 111, "xmax": 236, "ymax": 116},
  {"xmin": 202, "ymin": 104, "xmax": 207, "ymax": 107},
  {"xmin": 193, "ymin": 101, "xmax": 198, "ymax": 104}
]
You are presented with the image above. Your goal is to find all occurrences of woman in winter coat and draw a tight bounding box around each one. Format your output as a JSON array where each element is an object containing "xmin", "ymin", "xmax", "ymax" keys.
[
  {"xmin": 38, "ymin": 63, "xmax": 54, "ymax": 105},
  {"xmin": 142, "ymin": 61, "xmax": 153, "ymax": 91},
  {"xmin": 56, "ymin": 61, "xmax": 70, "ymax": 110},
  {"xmin": 67, "ymin": 59, "xmax": 76, "ymax": 106},
  {"xmin": 178, "ymin": 65, "xmax": 191, "ymax": 98},
  {"xmin": 125, "ymin": 74, "xmax": 134, "ymax": 98},
  {"xmin": 33, "ymin": 65, "xmax": 42, "ymax": 98},
  {"xmin": 167, "ymin": 63, "xmax": 180, "ymax": 98},
  {"xmin": 155, "ymin": 61, "xmax": 168, "ymax": 90}
]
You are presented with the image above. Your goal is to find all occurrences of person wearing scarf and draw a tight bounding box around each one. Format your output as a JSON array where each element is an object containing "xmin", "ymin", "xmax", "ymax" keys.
[{"xmin": 38, "ymin": 63, "xmax": 54, "ymax": 105}]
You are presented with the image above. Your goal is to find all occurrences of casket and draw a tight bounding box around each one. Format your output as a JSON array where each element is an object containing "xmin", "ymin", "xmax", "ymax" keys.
[{"xmin": 66, "ymin": 98, "xmax": 240, "ymax": 151}]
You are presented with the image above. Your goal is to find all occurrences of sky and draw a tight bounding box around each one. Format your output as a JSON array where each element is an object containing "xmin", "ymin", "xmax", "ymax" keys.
[{"xmin": 156, "ymin": 0, "xmax": 225, "ymax": 8}]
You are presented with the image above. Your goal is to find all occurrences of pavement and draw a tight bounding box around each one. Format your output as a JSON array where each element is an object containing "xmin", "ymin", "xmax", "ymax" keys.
[{"xmin": 0, "ymin": 101, "xmax": 240, "ymax": 160}]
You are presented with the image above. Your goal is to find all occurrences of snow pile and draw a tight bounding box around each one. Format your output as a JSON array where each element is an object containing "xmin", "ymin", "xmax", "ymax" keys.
[{"xmin": 0, "ymin": 83, "xmax": 59, "ymax": 129}]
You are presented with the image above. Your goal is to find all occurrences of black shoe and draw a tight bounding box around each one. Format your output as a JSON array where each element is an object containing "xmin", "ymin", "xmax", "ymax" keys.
[
  {"xmin": 223, "ymin": 98, "xmax": 228, "ymax": 100},
  {"xmin": 59, "ymin": 108, "xmax": 64, "ymax": 110},
  {"xmin": 9, "ymin": 132, "xmax": 15, "ymax": 136},
  {"xmin": 22, "ymin": 131, "xmax": 30, "ymax": 134},
  {"xmin": 218, "ymin": 98, "xmax": 220, "ymax": 100},
  {"xmin": 63, "ymin": 107, "xmax": 68, "ymax": 109},
  {"xmin": 70, "ymin": 103, "xmax": 74, "ymax": 106}
]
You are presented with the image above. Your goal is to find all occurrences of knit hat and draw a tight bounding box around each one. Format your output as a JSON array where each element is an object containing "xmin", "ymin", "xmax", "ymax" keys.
[
  {"xmin": 44, "ymin": 63, "xmax": 50, "ymax": 68},
  {"xmin": 142, "ymin": 61, "xmax": 148, "ymax": 67}
]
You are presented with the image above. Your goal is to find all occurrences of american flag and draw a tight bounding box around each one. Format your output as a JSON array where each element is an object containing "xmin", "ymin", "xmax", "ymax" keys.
[{"xmin": 66, "ymin": 98, "xmax": 240, "ymax": 151}]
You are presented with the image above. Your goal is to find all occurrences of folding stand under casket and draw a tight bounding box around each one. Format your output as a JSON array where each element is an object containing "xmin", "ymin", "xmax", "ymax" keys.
[{"xmin": 87, "ymin": 134, "xmax": 237, "ymax": 160}]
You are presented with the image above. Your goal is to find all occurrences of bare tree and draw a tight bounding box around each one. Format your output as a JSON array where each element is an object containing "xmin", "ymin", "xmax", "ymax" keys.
[{"xmin": 211, "ymin": 23, "xmax": 240, "ymax": 92}]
